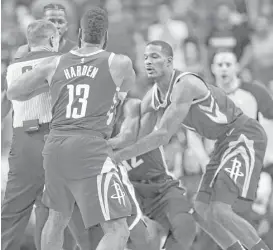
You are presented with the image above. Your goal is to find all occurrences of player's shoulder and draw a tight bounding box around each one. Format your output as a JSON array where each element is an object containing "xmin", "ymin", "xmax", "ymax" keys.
[
  {"xmin": 175, "ymin": 72, "xmax": 205, "ymax": 93},
  {"xmin": 13, "ymin": 44, "xmax": 29, "ymax": 60},
  {"xmin": 110, "ymin": 54, "xmax": 133, "ymax": 70}
]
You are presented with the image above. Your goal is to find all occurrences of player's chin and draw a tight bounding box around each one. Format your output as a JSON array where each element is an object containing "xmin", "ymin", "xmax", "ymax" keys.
[{"xmin": 146, "ymin": 71, "xmax": 157, "ymax": 78}]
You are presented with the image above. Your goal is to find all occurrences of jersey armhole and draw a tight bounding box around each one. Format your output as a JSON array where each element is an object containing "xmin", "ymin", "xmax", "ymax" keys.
[
  {"xmin": 108, "ymin": 53, "xmax": 115, "ymax": 67},
  {"xmin": 171, "ymin": 72, "xmax": 211, "ymax": 105},
  {"xmin": 47, "ymin": 56, "xmax": 61, "ymax": 86}
]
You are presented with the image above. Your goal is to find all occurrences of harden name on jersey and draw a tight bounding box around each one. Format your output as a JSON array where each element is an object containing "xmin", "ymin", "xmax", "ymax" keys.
[{"xmin": 64, "ymin": 64, "xmax": 99, "ymax": 80}]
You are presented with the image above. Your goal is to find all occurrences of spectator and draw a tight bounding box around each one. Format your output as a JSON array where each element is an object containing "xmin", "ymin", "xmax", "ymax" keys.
[
  {"xmin": 182, "ymin": 37, "xmax": 205, "ymax": 77},
  {"xmin": 205, "ymin": 1, "xmax": 251, "ymax": 66},
  {"xmin": 105, "ymin": 0, "xmax": 137, "ymax": 71},
  {"xmin": 148, "ymin": 3, "xmax": 189, "ymax": 70},
  {"xmin": 240, "ymin": 15, "xmax": 273, "ymax": 88}
]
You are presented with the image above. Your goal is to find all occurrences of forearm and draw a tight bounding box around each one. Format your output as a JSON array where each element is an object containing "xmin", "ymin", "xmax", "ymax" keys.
[
  {"xmin": 113, "ymin": 129, "xmax": 168, "ymax": 162},
  {"xmin": 108, "ymin": 132, "xmax": 137, "ymax": 149}
]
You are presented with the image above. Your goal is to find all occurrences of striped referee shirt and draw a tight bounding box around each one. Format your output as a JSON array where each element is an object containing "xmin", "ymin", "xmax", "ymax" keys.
[{"xmin": 6, "ymin": 51, "xmax": 56, "ymax": 128}]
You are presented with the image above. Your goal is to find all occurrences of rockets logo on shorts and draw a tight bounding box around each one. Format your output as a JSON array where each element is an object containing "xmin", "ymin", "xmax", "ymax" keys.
[
  {"xmin": 210, "ymin": 134, "xmax": 255, "ymax": 198},
  {"xmin": 224, "ymin": 157, "xmax": 244, "ymax": 184},
  {"xmin": 111, "ymin": 180, "xmax": 126, "ymax": 206},
  {"xmin": 97, "ymin": 171, "xmax": 131, "ymax": 221}
]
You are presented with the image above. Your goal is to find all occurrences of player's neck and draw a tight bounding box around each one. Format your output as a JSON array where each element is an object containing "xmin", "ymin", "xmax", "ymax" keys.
[
  {"xmin": 78, "ymin": 41, "xmax": 102, "ymax": 53},
  {"xmin": 155, "ymin": 70, "xmax": 174, "ymax": 98}
]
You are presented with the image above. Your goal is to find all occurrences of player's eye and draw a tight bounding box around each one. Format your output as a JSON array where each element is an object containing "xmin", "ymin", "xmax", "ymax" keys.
[
  {"xmin": 226, "ymin": 63, "xmax": 231, "ymax": 67},
  {"xmin": 218, "ymin": 63, "xmax": 223, "ymax": 67},
  {"xmin": 144, "ymin": 55, "xmax": 148, "ymax": 60}
]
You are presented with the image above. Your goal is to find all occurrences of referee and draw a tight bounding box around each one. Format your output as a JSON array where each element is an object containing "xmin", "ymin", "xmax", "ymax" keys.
[{"xmin": 2, "ymin": 19, "xmax": 88, "ymax": 250}]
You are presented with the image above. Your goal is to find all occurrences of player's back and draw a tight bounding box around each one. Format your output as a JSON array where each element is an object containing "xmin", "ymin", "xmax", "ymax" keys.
[{"xmin": 50, "ymin": 49, "xmax": 118, "ymax": 139}]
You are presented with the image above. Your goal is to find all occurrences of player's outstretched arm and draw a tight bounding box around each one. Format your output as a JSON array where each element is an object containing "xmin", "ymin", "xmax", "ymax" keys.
[
  {"xmin": 110, "ymin": 54, "xmax": 136, "ymax": 93},
  {"xmin": 113, "ymin": 75, "xmax": 203, "ymax": 162},
  {"xmin": 108, "ymin": 98, "xmax": 141, "ymax": 149},
  {"xmin": 7, "ymin": 56, "xmax": 60, "ymax": 101}
]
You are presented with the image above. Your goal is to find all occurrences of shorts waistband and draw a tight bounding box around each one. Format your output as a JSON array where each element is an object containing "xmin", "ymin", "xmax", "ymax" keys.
[
  {"xmin": 217, "ymin": 114, "xmax": 250, "ymax": 142},
  {"xmin": 135, "ymin": 174, "xmax": 174, "ymax": 184},
  {"xmin": 49, "ymin": 128, "xmax": 104, "ymax": 138},
  {"xmin": 233, "ymin": 114, "xmax": 249, "ymax": 127}
]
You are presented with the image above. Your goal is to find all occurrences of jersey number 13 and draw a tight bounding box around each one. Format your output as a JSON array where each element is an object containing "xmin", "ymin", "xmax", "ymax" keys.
[{"xmin": 66, "ymin": 84, "xmax": 90, "ymax": 119}]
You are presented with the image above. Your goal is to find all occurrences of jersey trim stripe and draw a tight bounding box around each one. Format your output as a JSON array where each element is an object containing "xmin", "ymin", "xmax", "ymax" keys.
[
  {"xmin": 108, "ymin": 53, "xmax": 115, "ymax": 67},
  {"xmin": 70, "ymin": 49, "xmax": 103, "ymax": 57},
  {"xmin": 159, "ymin": 146, "xmax": 176, "ymax": 179}
]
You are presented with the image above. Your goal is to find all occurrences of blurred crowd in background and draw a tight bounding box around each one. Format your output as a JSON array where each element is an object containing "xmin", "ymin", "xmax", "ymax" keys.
[{"xmin": 1, "ymin": 0, "xmax": 273, "ymax": 249}]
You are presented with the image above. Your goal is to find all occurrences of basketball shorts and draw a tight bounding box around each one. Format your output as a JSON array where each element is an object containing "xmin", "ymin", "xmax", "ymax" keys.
[
  {"xmin": 42, "ymin": 132, "xmax": 132, "ymax": 228},
  {"xmin": 196, "ymin": 118, "xmax": 267, "ymax": 205}
]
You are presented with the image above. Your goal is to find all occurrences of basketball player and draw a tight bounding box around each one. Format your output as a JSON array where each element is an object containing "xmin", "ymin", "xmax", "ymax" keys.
[
  {"xmin": 14, "ymin": 3, "xmax": 75, "ymax": 59},
  {"xmin": 111, "ymin": 40, "xmax": 270, "ymax": 250},
  {"xmin": 8, "ymin": 7, "xmax": 136, "ymax": 250},
  {"xmin": 110, "ymin": 97, "xmax": 196, "ymax": 250}
]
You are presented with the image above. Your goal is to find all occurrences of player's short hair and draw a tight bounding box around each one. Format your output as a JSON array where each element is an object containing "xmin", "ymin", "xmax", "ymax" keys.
[
  {"xmin": 27, "ymin": 20, "xmax": 58, "ymax": 47},
  {"xmin": 146, "ymin": 40, "xmax": 173, "ymax": 57},
  {"xmin": 43, "ymin": 3, "xmax": 67, "ymax": 15},
  {"xmin": 80, "ymin": 7, "xmax": 108, "ymax": 45}
]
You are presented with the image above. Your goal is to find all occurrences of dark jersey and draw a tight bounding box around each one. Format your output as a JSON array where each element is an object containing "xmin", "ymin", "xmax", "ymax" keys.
[
  {"xmin": 122, "ymin": 146, "xmax": 174, "ymax": 181},
  {"xmin": 50, "ymin": 50, "xmax": 119, "ymax": 138},
  {"xmin": 151, "ymin": 69, "xmax": 244, "ymax": 140}
]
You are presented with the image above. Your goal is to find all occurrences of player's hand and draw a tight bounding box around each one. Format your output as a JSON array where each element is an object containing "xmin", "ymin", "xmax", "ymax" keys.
[{"xmin": 106, "ymin": 140, "xmax": 120, "ymax": 164}]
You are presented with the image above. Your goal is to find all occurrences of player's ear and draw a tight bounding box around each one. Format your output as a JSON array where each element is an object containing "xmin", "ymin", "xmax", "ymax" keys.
[
  {"xmin": 167, "ymin": 56, "xmax": 173, "ymax": 66},
  {"xmin": 49, "ymin": 35, "xmax": 54, "ymax": 48},
  {"xmin": 102, "ymin": 31, "xmax": 108, "ymax": 50},
  {"xmin": 234, "ymin": 62, "xmax": 240, "ymax": 74},
  {"xmin": 78, "ymin": 28, "xmax": 82, "ymax": 48},
  {"xmin": 211, "ymin": 62, "xmax": 216, "ymax": 76}
]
